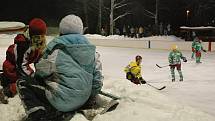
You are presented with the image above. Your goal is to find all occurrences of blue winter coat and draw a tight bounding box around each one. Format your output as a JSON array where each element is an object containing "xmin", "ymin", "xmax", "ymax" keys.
[{"xmin": 34, "ymin": 34, "xmax": 103, "ymax": 112}]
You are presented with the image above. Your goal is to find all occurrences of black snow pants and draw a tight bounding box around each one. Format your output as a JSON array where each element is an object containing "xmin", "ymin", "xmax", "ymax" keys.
[{"xmin": 16, "ymin": 76, "xmax": 70, "ymax": 121}]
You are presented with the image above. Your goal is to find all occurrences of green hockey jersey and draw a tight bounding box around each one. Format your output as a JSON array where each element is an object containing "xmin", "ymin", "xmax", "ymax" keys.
[{"xmin": 168, "ymin": 50, "xmax": 184, "ymax": 65}]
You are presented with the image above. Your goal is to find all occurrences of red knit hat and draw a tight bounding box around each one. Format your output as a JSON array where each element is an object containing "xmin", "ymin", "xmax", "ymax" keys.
[{"xmin": 29, "ymin": 18, "xmax": 47, "ymax": 36}]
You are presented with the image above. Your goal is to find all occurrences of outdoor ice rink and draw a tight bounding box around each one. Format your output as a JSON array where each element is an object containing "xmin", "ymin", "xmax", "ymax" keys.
[{"xmin": 0, "ymin": 35, "xmax": 215, "ymax": 121}]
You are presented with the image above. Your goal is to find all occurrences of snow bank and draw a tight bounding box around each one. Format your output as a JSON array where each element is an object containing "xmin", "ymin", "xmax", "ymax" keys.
[
  {"xmin": 0, "ymin": 22, "xmax": 25, "ymax": 30},
  {"xmin": 0, "ymin": 96, "xmax": 25, "ymax": 121},
  {"xmin": 85, "ymin": 34, "xmax": 185, "ymax": 41},
  {"xmin": 1, "ymin": 81, "xmax": 214, "ymax": 121}
]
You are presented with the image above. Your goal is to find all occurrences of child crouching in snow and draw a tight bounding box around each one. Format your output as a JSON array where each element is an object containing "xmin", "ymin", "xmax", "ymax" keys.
[
  {"xmin": 124, "ymin": 55, "xmax": 146, "ymax": 85},
  {"xmin": 0, "ymin": 18, "xmax": 47, "ymax": 104},
  {"xmin": 16, "ymin": 14, "xmax": 104, "ymax": 121}
]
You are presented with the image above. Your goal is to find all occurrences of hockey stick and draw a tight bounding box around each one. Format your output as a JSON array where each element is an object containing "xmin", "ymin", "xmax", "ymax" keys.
[
  {"xmin": 99, "ymin": 91, "xmax": 121, "ymax": 100},
  {"xmin": 146, "ymin": 83, "xmax": 166, "ymax": 90},
  {"xmin": 156, "ymin": 64, "xmax": 170, "ymax": 68}
]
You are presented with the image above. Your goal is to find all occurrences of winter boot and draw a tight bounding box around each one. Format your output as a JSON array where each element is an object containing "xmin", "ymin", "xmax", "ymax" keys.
[
  {"xmin": 51, "ymin": 112, "xmax": 74, "ymax": 121},
  {"xmin": 24, "ymin": 110, "xmax": 49, "ymax": 121}
]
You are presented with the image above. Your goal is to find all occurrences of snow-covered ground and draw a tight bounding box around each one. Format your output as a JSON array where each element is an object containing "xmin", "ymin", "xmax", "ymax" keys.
[
  {"xmin": 0, "ymin": 34, "xmax": 215, "ymax": 121},
  {"xmin": 0, "ymin": 22, "xmax": 25, "ymax": 30}
]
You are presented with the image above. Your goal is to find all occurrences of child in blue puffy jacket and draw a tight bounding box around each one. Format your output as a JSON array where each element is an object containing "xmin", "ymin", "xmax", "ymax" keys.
[{"xmin": 17, "ymin": 14, "xmax": 104, "ymax": 121}]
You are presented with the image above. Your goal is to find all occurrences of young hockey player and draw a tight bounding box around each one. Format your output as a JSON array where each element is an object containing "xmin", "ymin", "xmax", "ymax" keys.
[
  {"xmin": 124, "ymin": 55, "xmax": 146, "ymax": 85},
  {"xmin": 194, "ymin": 38, "xmax": 206, "ymax": 63},
  {"xmin": 0, "ymin": 18, "xmax": 47, "ymax": 104},
  {"xmin": 168, "ymin": 45, "xmax": 187, "ymax": 82}
]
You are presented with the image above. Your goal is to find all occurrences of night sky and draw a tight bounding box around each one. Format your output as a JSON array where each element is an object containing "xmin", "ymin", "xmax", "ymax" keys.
[{"xmin": 0, "ymin": 0, "xmax": 214, "ymax": 33}]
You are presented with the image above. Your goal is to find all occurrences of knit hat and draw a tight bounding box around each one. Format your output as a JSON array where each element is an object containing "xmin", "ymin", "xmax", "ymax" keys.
[
  {"xmin": 59, "ymin": 14, "xmax": 83, "ymax": 34},
  {"xmin": 29, "ymin": 18, "xmax": 47, "ymax": 36}
]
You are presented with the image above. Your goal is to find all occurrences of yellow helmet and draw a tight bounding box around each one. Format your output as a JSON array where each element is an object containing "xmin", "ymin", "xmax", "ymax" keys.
[{"xmin": 171, "ymin": 44, "xmax": 178, "ymax": 51}]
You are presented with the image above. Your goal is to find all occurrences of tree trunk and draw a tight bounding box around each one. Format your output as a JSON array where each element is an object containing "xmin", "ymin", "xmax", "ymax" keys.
[
  {"xmin": 155, "ymin": 0, "xmax": 159, "ymax": 35},
  {"xmin": 83, "ymin": 0, "xmax": 89, "ymax": 30},
  {"xmin": 98, "ymin": 0, "xmax": 103, "ymax": 34},
  {"xmin": 110, "ymin": 0, "xmax": 115, "ymax": 35}
]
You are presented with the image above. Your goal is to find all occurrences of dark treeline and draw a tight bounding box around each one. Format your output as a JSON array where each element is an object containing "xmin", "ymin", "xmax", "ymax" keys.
[
  {"xmin": 0, "ymin": 0, "xmax": 78, "ymax": 25},
  {"xmin": 0, "ymin": 0, "xmax": 214, "ymax": 34}
]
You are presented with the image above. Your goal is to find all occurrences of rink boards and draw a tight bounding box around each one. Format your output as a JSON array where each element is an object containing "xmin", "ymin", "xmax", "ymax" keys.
[
  {"xmin": 0, "ymin": 35, "xmax": 214, "ymax": 51},
  {"xmin": 87, "ymin": 38, "xmax": 215, "ymax": 51}
]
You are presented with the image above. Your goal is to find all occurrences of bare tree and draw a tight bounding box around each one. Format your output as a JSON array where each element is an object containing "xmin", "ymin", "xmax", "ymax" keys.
[
  {"xmin": 74, "ymin": 0, "xmax": 90, "ymax": 29},
  {"xmin": 187, "ymin": 0, "xmax": 215, "ymax": 26},
  {"xmin": 109, "ymin": 0, "xmax": 131, "ymax": 35},
  {"xmin": 155, "ymin": 0, "xmax": 159, "ymax": 34},
  {"xmin": 98, "ymin": 0, "xmax": 103, "ymax": 34},
  {"xmin": 136, "ymin": 0, "xmax": 159, "ymax": 34},
  {"xmin": 83, "ymin": 0, "xmax": 89, "ymax": 28}
]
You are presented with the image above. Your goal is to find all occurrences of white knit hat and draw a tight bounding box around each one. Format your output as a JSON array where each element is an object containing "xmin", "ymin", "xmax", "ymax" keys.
[{"xmin": 59, "ymin": 14, "xmax": 83, "ymax": 34}]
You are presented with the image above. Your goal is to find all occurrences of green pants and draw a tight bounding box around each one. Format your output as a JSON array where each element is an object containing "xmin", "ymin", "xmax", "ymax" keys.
[{"xmin": 170, "ymin": 64, "xmax": 183, "ymax": 80}]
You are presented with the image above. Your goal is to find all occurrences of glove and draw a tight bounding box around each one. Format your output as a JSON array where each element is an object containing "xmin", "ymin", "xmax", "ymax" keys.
[
  {"xmin": 182, "ymin": 57, "xmax": 187, "ymax": 62},
  {"xmin": 203, "ymin": 49, "xmax": 207, "ymax": 52},
  {"xmin": 139, "ymin": 77, "xmax": 146, "ymax": 84},
  {"xmin": 132, "ymin": 79, "xmax": 141, "ymax": 85}
]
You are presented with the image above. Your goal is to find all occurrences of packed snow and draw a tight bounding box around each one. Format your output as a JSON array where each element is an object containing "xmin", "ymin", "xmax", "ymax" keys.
[
  {"xmin": 180, "ymin": 26, "xmax": 215, "ymax": 30},
  {"xmin": 0, "ymin": 34, "xmax": 215, "ymax": 121},
  {"xmin": 0, "ymin": 22, "xmax": 25, "ymax": 30}
]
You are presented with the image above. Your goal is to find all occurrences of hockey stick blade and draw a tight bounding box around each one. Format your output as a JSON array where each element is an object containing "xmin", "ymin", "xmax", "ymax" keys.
[
  {"xmin": 158, "ymin": 86, "xmax": 166, "ymax": 90},
  {"xmin": 147, "ymin": 83, "xmax": 166, "ymax": 90},
  {"xmin": 156, "ymin": 64, "xmax": 169, "ymax": 68},
  {"xmin": 156, "ymin": 64, "xmax": 162, "ymax": 68}
]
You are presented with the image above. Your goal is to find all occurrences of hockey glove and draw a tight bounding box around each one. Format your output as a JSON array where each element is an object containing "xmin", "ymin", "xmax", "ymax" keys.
[
  {"xmin": 139, "ymin": 77, "xmax": 146, "ymax": 84},
  {"xmin": 132, "ymin": 79, "xmax": 141, "ymax": 85},
  {"xmin": 182, "ymin": 57, "xmax": 187, "ymax": 62}
]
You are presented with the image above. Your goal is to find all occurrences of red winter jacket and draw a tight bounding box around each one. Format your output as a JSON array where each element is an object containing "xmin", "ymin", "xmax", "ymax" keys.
[{"xmin": 2, "ymin": 34, "xmax": 42, "ymax": 96}]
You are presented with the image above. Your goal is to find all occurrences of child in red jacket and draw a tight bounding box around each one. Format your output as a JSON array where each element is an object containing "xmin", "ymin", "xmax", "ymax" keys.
[{"xmin": 0, "ymin": 18, "xmax": 47, "ymax": 104}]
